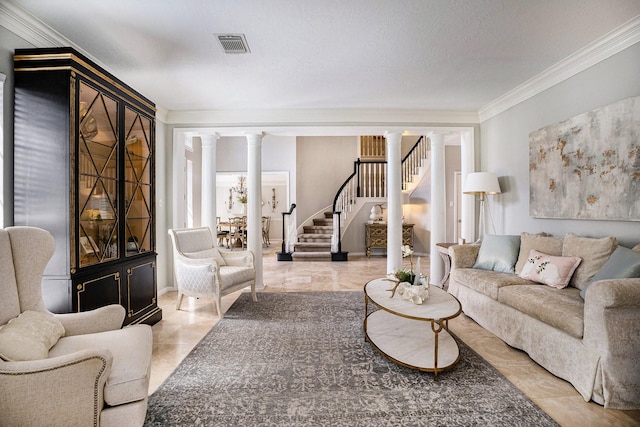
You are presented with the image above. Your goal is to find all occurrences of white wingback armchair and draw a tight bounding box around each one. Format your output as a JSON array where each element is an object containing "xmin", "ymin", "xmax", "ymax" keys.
[
  {"xmin": 168, "ymin": 227, "xmax": 257, "ymax": 316},
  {"xmin": 0, "ymin": 226, "xmax": 152, "ymax": 427}
]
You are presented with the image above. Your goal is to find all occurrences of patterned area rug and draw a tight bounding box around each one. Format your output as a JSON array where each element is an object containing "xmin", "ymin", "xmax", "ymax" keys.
[{"xmin": 145, "ymin": 291, "xmax": 558, "ymax": 426}]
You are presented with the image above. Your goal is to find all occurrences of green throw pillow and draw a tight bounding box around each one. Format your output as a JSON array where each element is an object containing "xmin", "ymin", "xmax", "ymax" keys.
[
  {"xmin": 580, "ymin": 246, "xmax": 640, "ymax": 299},
  {"xmin": 473, "ymin": 234, "xmax": 521, "ymax": 274}
]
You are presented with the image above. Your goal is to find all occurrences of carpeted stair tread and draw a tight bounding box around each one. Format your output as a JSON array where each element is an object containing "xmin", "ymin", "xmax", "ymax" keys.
[
  {"xmin": 294, "ymin": 242, "xmax": 331, "ymax": 251},
  {"xmin": 303, "ymin": 225, "xmax": 333, "ymax": 234},
  {"xmin": 291, "ymin": 252, "xmax": 332, "ymax": 260},
  {"xmin": 297, "ymin": 234, "xmax": 332, "ymax": 243}
]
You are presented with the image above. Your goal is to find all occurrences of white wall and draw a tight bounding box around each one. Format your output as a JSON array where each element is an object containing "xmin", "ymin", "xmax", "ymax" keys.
[
  {"xmin": 481, "ymin": 42, "xmax": 640, "ymax": 248},
  {"xmin": 155, "ymin": 120, "xmax": 171, "ymax": 291},
  {"xmin": 0, "ymin": 26, "xmax": 34, "ymax": 226},
  {"xmin": 295, "ymin": 136, "xmax": 358, "ymax": 225},
  {"xmin": 215, "ymin": 134, "xmax": 296, "ymax": 209}
]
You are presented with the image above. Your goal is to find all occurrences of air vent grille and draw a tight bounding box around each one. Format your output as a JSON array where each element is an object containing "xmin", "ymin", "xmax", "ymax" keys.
[{"xmin": 215, "ymin": 34, "xmax": 250, "ymax": 54}]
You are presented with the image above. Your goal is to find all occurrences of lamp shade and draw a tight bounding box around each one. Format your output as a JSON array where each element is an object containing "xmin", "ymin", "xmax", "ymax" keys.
[{"xmin": 463, "ymin": 172, "xmax": 501, "ymax": 195}]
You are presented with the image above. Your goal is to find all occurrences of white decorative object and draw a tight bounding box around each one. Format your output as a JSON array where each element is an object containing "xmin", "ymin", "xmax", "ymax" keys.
[{"xmin": 396, "ymin": 282, "xmax": 430, "ymax": 304}]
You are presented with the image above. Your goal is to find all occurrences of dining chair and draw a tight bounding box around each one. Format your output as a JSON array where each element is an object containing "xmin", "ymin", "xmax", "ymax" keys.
[
  {"xmin": 216, "ymin": 216, "xmax": 229, "ymax": 248},
  {"xmin": 229, "ymin": 216, "xmax": 246, "ymax": 249},
  {"xmin": 262, "ymin": 216, "xmax": 271, "ymax": 246}
]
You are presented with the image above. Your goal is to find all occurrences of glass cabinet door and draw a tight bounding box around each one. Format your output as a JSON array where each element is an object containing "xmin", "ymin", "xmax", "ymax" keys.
[
  {"xmin": 124, "ymin": 106, "xmax": 153, "ymax": 256},
  {"xmin": 78, "ymin": 81, "xmax": 119, "ymax": 267}
]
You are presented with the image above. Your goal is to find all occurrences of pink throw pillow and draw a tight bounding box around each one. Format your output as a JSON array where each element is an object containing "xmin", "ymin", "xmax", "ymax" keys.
[{"xmin": 519, "ymin": 249, "xmax": 582, "ymax": 289}]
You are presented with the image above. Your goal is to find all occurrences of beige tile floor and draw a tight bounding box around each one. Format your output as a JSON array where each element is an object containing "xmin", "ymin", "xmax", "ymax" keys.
[{"xmin": 150, "ymin": 252, "xmax": 640, "ymax": 427}]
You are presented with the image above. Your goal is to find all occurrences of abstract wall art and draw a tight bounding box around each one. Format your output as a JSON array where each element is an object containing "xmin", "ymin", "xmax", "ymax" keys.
[{"xmin": 529, "ymin": 96, "xmax": 640, "ymax": 221}]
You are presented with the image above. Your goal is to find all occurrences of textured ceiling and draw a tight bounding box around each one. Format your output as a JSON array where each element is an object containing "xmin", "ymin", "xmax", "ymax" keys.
[{"xmin": 8, "ymin": 0, "xmax": 640, "ymax": 113}]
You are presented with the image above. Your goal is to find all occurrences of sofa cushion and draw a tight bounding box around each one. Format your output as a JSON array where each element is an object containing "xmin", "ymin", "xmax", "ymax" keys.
[
  {"xmin": 49, "ymin": 324, "xmax": 152, "ymax": 406},
  {"xmin": 184, "ymin": 247, "xmax": 227, "ymax": 266},
  {"xmin": 580, "ymin": 246, "xmax": 640, "ymax": 299},
  {"xmin": 473, "ymin": 234, "xmax": 521, "ymax": 273},
  {"xmin": 0, "ymin": 310, "xmax": 66, "ymax": 361},
  {"xmin": 518, "ymin": 249, "xmax": 582, "ymax": 289},
  {"xmin": 498, "ymin": 285, "xmax": 584, "ymax": 339},
  {"xmin": 219, "ymin": 266, "xmax": 255, "ymax": 291},
  {"xmin": 451, "ymin": 267, "xmax": 534, "ymax": 300},
  {"xmin": 515, "ymin": 232, "xmax": 564, "ymax": 274},
  {"xmin": 562, "ymin": 233, "xmax": 617, "ymax": 290}
]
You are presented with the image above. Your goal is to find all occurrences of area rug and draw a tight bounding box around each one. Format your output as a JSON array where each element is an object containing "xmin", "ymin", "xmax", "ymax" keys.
[{"xmin": 145, "ymin": 291, "xmax": 558, "ymax": 426}]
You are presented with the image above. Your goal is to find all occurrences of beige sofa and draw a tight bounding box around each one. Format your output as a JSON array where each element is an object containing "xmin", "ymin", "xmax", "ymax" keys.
[{"xmin": 447, "ymin": 232, "xmax": 640, "ymax": 410}]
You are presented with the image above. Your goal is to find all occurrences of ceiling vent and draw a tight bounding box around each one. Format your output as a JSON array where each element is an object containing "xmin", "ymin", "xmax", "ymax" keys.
[{"xmin": 215, "ymin": 34, "xmax": 250, "ymax": 54}]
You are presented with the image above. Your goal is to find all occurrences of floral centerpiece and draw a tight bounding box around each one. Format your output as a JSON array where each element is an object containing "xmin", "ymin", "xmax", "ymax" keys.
[{"xmin": 386, "ymin": 245, "xmax": 430, "ymax": 304}]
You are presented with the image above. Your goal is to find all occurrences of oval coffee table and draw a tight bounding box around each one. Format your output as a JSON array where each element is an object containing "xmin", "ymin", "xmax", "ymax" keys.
[{"xmin": 364, "ymin": 278, "xmax": 462, "ymax": 378}]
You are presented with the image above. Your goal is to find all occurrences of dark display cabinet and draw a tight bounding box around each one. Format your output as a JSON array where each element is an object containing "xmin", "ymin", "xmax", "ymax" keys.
[{"xmin": 13, "ymin": 47, "xmax": 161, "ymax": 325}]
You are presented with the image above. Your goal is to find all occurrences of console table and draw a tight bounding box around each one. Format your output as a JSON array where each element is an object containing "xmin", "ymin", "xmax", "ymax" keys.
[{"xmin": 365, "ymin": 223, "xmax": 414, "ymax": 257}]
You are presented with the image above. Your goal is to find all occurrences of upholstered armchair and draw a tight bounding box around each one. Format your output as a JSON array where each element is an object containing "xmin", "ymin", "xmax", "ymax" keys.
[
  {"xmin": 0, "ymin": 226, "xmax": 152, "ymax": 427},
  {"xmin": 168, "ymin": 227, "xmax": 257, "ymax": 316}
]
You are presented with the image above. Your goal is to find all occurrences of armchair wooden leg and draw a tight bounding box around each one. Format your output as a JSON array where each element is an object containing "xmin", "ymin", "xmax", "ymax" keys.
[
  {"xmin": 176, "ymin": 292, "xmax": 184, "ymax": 310},
  {"xmin": 251, "ymin": 283, "xmax": 258, "ymax": 302},
  {"xmin": 216, "ymin": 294, "xmax": 223, "ymax": 318}
]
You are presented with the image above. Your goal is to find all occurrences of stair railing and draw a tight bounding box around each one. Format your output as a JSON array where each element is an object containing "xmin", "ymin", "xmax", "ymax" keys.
[
  {"xmin": 332, "ymin": 160, "xmax": 360, "ymax": 220},
  {"xmin": 402, "ymin": 136, "xmax": 427, "ymax": 189},
  {"xmin": 276, "ymin": 203, "xmax": 296, "ymax": 261}
]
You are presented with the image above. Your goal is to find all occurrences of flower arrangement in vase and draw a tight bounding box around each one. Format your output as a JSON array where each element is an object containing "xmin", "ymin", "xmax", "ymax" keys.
[{"xmin": 386, "ymin": 245, "xmax": 430, "ymax": 304}]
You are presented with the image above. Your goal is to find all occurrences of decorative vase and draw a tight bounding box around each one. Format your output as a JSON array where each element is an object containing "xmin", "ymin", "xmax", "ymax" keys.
[{"xmin": 396, "ymin": 282, "xmax": 430, "ymax": 305}]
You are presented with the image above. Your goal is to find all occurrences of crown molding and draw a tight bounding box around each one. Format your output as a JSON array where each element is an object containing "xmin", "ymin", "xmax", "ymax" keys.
[
  {"xmin": 0, "ymin": 1, "xmax": 69, "ymax": 47},
  {"xmin": 165, "ymin": 108, "xmax": 479, "ymax": 127},
  {"xmin": 479, "ymin": 15, "xmax": 640, "ymax": 122},
  {"xmin": 0, "ymin": 1, "xmax": 114, "ymax": 74}
]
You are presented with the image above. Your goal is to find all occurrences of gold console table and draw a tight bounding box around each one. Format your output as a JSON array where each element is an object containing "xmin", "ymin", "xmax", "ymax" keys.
[{"xmin": 365, "ymin": 223, "xmax": 414, "ymax": 257}]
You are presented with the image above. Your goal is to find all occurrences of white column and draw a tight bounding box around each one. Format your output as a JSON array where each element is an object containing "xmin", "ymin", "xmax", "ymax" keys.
[
  {"xmin": 246, "ymin": 133, "xmax": 264, "ymax": 290},
  {"xmin": 430, "ymin": 133, "xmax": 446, "ymax": 285},
  {"xmin": 200, "ymin": 133, "xmax": 218, "ymax": 233},
  {"xmin": 385, "ymin": 132, "xmax": 403, "ymax": 274}
]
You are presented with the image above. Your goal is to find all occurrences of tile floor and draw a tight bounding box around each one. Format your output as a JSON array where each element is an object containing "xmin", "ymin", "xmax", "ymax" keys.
[{"xmin": 150, "ymin": 252, "xmax": 640, "ymax": 427}]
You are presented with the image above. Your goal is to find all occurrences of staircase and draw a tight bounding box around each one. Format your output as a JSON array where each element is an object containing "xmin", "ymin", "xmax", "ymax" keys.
[
  {"xmin": 279, "ymin": 136, "xmax": 430, "ymax": 262},
  {"xmin": 291, "ymin": 212, "xmax": 333, "ymax": 261}
]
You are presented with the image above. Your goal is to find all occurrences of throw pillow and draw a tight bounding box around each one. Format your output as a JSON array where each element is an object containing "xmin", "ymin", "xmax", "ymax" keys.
[
  {"xmin": 580, "ymin": 246, "xmax": 640, "ymax": 299},
  {"xmin": 562, "ymin": 233, "xmax": 617, "ymax": 289},
  {"xmin": 519, "ymin": 249, "xmax": 582, "ymax": 289},
  {"xmin": 473, "ymin": 234, "xmax": 521, "ymax": 274},
  {"xmin": 515, "ymin": 232, "xmax": 564, "ymax": 274},
  {"xmin": 183, "ymin": 247, "xmax": 227, "ymax": 266},
  {"xmin": 0, "ymin": 311, "xmax": 65, "ymax": 361}
]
